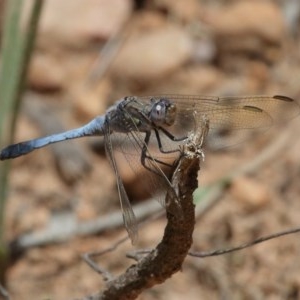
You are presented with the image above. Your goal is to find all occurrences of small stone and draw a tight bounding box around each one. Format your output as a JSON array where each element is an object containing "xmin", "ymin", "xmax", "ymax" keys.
[
  {"xmin": 24, "ymin": 0, "xmax": 133, "ymax": 47},
  {"xmin": 28, "ymin": 53, "xmax": 65, "ymax": 91},
  {"xmin": 72, "ymin": 78, "xmax": 112, "ymax": 122},
  {"xmin": 111, "ymin": 26, "xmax": 193, "ymax": 82},
  {"xmin": 203, "ymin": 1, "xmax": 286, "ymax": 43},
  {"xmin": 230, "ymin": 176, "xmax": 271, "ymax": 211}
]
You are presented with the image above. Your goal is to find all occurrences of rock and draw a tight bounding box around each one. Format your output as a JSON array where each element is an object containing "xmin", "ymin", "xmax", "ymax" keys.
[
  {"xmin": 202, "ymin": 1, "xmax": 286, "ymax": 43},
  {"xmin": 167, "ymin": 66, "xmax": 222, "ymax": 94},
  {"xmin": 28, "ymin": 53, "xmax": 66, "ymax": 91},
  {"xmin": 24, "ymin": 0, "xmax": 133, "ymax": 47},
  {"xmin": 202, "ymin": 1, "xmax": 287, "ymax": 64},
  {"xmin": 230, "ymin": 176, "xmax": 271, "ymax": 211},
  {"xmin": 111, "ymin": 26, "xmax": 193, "ymax": 82},
  {"xmin": 71, "ymin": 78, "xmax": 112, "ymax": 122},
  {"xmin": 155, "ymin": 0, "xmax": 202, "ymax": 23}
]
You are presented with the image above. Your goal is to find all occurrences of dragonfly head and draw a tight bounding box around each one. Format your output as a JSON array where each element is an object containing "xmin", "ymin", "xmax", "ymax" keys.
[{"xmin": 150, "ymin": 98, "xmax": 177, "ymax": 126}]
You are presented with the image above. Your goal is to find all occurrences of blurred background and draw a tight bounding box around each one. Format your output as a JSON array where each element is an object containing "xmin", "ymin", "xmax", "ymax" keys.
[{"xmin": 1, "ymin": 0, "xmax": 300, "ymax": 299}]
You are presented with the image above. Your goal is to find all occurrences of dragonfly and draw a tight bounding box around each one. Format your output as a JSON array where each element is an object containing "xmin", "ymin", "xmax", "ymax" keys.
[{"xmin": 1, "ymin": 95, "xmax": 299, "ymax": 243}]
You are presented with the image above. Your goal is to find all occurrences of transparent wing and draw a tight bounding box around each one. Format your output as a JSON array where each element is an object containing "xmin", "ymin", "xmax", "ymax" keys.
[
  {"xmin": 104, "ymin": 126, "xmax": 138, "ymax": 244},
  {"xmin": 115, "ymin": 129, "xmax": 182, "ymax": 212},
  {"xmin": 139, "ymin": 95, "xmax": 299, "ymax": 127},
  {"xmin": 137, "ymin": 95, "xmax": 300, "ymax": 148}
]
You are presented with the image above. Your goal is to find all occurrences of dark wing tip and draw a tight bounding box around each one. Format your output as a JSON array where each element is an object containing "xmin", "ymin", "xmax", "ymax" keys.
[
  {"xmin": 273, "ymin": 95, "xmax": 294, "ymax": 102},
  {"xmin": 243, "ymin": 105, "xmax": 264, "ymax": 113}
]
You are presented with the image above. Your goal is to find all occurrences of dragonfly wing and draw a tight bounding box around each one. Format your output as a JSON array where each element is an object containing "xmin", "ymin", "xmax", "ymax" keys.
[
  {"xmin": 137, "ymin": 95, "xmax": 300, "ymax": 148},
  {"xmin": 114, "ymin": 128, "xmax": 183, "ymax": 218},
  {"xmin": 104, "ymin": 127, "xmax": 138, "ymax": 244}
]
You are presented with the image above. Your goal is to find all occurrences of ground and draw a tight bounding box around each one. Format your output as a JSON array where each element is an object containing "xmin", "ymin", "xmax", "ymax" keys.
[{"xmin": 2, "ymin": 0, "xmax": 300, "ymax": 299}]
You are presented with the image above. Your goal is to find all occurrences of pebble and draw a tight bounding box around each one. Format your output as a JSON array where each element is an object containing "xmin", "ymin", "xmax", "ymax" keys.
[{"xmin": 230, "ymin": 176, "xmax": 271, "ymax": 211}]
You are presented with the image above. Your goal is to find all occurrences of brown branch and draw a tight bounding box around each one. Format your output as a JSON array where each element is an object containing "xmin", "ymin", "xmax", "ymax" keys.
[
  {"xmin": 189, "ymin": 226, "xmax": 300, "ymax": 258},
  {"xmin": 80, "ymin": 120, "xmax": 207, "ymax": 300}
]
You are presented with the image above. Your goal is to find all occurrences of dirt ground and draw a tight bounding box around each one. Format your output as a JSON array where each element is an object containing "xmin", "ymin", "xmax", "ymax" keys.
[{"xmin": 2, "ymin": 0, "xmax": 300, "ymax": 299}]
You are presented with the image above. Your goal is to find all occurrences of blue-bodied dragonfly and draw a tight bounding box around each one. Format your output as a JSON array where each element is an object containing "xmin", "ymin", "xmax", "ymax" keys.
[{"xmin": 1, "ymin": 95, "xmax": 299, "ymax": 243}]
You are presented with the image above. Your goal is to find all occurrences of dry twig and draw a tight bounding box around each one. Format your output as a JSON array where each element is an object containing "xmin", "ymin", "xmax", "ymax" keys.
[{"xmin": 80, "ymin": 117, "xmax": 208, "ymax": 300}]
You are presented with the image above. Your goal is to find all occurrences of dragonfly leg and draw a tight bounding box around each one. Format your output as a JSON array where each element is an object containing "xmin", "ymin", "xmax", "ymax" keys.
[
  {"xmin": 153, "ymin": 128, "xmax": 186, "ymax": 154},
  {"xmin": 141, "ymin": 132, "xmax": 174, "ymax": 175}
]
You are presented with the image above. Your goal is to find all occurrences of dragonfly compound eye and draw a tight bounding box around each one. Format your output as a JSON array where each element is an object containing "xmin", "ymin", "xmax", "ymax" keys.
[{"xmin": 151, "ymin": 98, "xmax": 177, "ymax": 126}]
